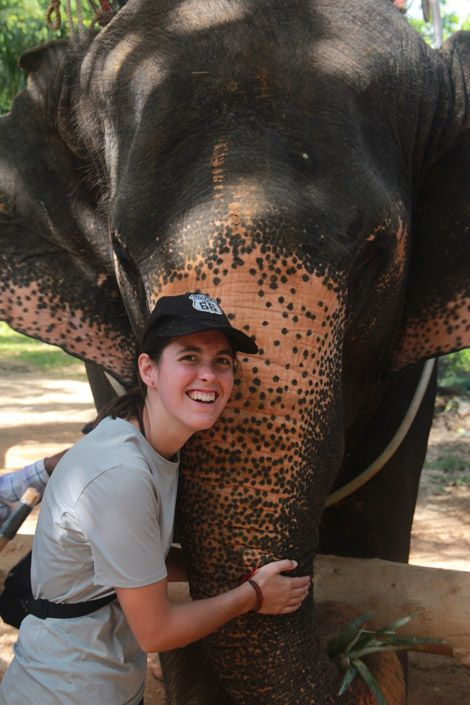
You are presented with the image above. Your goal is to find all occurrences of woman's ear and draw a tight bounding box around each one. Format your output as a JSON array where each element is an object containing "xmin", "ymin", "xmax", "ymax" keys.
[{"xmin": 138, "ymin": 353, "xmax": 158, "ymax": 388}]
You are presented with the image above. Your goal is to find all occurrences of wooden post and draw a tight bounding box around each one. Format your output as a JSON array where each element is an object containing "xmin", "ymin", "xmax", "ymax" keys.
[{"xmin": 314, "ymin": 555, "xmax": 470, "ymax": 667}]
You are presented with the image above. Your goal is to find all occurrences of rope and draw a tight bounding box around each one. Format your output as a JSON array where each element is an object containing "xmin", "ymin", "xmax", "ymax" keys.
[
  {"xmin": 90, "ymin": 9, "xmax": 115, "ymax": 29},
  {"xmin": 46, "ymin": 0, "xmax": 62, "ymax": 30},
  {"xmin": 75, "ymin": 0, "xmax": 86, "ymax": 41},
  {"xmin": 65, "ymin": 0, "xmax": 77, "ymax": 40},
  {"xmin": 45, "ymin": 0, "xmax": 116, "ymax": 37},
  {"xmin": 325, "ymin": 359, "xmax": 436, "ymax": 507}
]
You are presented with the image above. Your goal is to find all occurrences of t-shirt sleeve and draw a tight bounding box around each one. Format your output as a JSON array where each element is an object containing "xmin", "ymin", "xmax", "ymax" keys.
[{"xmin": 74, "ymin": 464, "xmax": 167, "ymax": 589}]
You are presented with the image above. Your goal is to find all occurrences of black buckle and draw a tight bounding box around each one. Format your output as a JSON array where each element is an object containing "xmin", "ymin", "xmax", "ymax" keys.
[{"xmin": 26, "ymin": 597, "xmax": 50, "ymax": 619}]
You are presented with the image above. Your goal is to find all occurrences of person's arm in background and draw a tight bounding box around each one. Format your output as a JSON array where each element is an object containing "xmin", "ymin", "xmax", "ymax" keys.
[{"xmin": 0, "ymin": 450, "xmax": 68, "ymax": 522}]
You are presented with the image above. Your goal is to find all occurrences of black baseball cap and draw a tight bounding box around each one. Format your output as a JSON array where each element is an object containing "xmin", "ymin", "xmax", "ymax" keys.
[{"xmin": 141, "ymin": 293, "xmax": 258, "ymax": 354}]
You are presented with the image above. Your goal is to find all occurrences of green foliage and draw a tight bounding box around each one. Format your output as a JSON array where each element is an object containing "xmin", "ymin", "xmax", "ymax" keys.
[
  {"xmin": 0, "ymin": 321, "xmax": 80, "ymax": 371},
  {"xmin": 406, "ymin": 0, "xmax": 470, "ymax": 45},
  {"xmin": 0, "ymin": 0, "xmax": 95, "ymax": 114},
  {"xmin": 1, "ymin": 1, "xmax": 60, "ymax": 113},
  {"xmin": 440, "ymin": 349, "xmax": 470, "ymax": 375},
  {"xmin": 438, "ymin": 350, "xmax": 470, "ymax": 393},
  {"xmin": 425, "ymin": 455, "xmax": 468, "ymax": 472}
]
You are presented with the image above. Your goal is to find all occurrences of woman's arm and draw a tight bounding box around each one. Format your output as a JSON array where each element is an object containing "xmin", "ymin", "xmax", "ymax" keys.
[{"xmin": 116, "ymin": 559, "xmax": 310, "ymax": 653}]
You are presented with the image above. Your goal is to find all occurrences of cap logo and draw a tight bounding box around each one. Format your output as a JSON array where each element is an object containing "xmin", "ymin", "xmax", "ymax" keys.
[{"xmin": 189, "ymin": 294, "xmax": 223, "ymax": 315}]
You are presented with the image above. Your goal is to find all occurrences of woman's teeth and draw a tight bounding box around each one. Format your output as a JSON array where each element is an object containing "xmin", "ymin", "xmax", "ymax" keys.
[{"xmin": 188, "ymin": 391, "xmax": 216, "ymax": 403}]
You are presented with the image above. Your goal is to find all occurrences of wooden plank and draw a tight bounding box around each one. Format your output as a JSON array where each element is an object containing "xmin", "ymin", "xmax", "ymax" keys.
[{"xmin": 314, "ymin": 555, "xmax": 470, "ymax": 666}]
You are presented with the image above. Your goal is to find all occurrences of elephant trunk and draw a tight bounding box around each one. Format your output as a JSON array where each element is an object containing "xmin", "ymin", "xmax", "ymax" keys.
[
  {"xmin": 176, "ymin": 396, "xmax": 345, "ymax": 704},
  {"xmin": 129, "ymin": 187, "xmax": 353, "ymax": 700},
  {"xmin": 204, "ymin": 604, "xmax": 339, "ymax": 703},
  {"xmin": 157, "ymin": 236, "xmax": 350, "ymax": 701}
]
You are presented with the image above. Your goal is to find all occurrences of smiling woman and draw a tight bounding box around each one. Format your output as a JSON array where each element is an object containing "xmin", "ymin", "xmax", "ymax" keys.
[
  {"xmin": 139, "ymin": 331, "xmax": 236, "ymax": 456},
  {"xmin": 0, "ymin": 292, "xmax": 311, "ymax": 705}
]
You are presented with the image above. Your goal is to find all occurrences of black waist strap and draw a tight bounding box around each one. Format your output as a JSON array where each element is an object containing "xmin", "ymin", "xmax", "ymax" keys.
[{"xmin": 27, "ymin": 592, "xmax": 116, "ymax": 619}]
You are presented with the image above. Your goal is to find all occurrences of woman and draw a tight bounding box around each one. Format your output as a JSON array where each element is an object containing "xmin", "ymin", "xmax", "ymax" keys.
[{"xmin": 0, "ymin": 293, "xmax": 310, "ymax": 705}]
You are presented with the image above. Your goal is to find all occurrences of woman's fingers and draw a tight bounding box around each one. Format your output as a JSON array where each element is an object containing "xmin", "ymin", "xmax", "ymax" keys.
[
  {"xmin": 285, "ymin": 585, "xmax": 310, "ymax": 606},
  {"xmin": 288, "ymin": 576, "xmax": 311, "ymax": 588},
  {"xmin": 269, "ymin": 558, "xmax": 299, "ymax": 574},
  {"xmin": 281, "ymin": 604, "xmax": 303, "ymax": 613},
  {"xmin": 253, "ymin": 560, "xmax": 311, "ymax": 614}
]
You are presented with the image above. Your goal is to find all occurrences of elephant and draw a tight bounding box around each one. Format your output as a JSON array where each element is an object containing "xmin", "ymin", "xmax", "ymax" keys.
[{"xmin": 1, "ymin": 0, "xmax": 469, "ymax": 702}]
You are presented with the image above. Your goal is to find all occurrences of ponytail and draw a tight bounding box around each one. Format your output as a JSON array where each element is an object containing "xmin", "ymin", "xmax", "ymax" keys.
[
  {"xmin": 92, "ymin": 336, "xmax": 176, "ymax": 432},
  {"xmin": 93, "ymin": 386, "xmax": 146, "ymax": 431}
]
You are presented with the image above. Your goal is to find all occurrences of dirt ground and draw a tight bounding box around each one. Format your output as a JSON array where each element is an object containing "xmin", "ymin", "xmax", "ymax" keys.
[{"xmin": 0, "ymin": 361, "xmax": 468, "ymax": 704}]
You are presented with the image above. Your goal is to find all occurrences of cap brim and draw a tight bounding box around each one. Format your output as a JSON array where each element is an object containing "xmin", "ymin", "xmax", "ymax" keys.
[{"xmin": 157, "ymin": 318, "xmax": 258, "ymax": 354}]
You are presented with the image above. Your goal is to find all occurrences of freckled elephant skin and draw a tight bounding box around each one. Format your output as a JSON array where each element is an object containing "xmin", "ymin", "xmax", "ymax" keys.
[{"xmin": 1, "ymin": 1, "xmax": 470, "ymax": 703}]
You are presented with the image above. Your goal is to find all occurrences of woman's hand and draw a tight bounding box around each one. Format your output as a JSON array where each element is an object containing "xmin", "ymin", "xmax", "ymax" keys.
[{"xmin": 251, "ymin": 559, "xmax": 310, "ymax": 614}]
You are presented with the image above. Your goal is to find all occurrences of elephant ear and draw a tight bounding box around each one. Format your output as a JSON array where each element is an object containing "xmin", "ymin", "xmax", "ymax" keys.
[
  {"xmin": 391, "ymin": 32, "xmax": 470, "ymax": 371},
  {"xmin": 0, "ymin": 41, "xmax": 136, "ymax": 385}
]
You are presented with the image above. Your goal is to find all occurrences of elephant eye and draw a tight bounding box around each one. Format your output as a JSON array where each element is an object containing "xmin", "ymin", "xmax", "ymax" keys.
[
  {"xmin": 347, "ymin": 237, "xmax": 391, "ymax": 311},
  {"xmin": 111, "ymin": 232, "xmax": 132, "ymax": 262},
  {"xmin": 111, "ymin": 231, "xmax": 146, "ymax": 316}
]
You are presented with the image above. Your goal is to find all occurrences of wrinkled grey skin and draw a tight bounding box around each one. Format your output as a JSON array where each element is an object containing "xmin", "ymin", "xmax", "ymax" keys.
[{"xmin": 1, "ymin": 1, "xmax": 469, "ymax": 703}]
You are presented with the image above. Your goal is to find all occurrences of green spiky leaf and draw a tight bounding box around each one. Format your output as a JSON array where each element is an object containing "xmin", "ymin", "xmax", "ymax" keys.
[
  {"xmin": 365, "ymin": 632, "xmax": 445, "ymax": 646},
  {"xmin": 338, "ymin": 663, "xmax": 358, "ymax": 696},
  {"xmin": 327, "ymin": 611, "xmax": 374, "ymax": 658},
  {"xmin": 376, "ymin": 613, "xmax": 418, "ymax": 634},
  {"xmin": 353, "ymin": 658, "xmax": 389, "ymax": 705}
]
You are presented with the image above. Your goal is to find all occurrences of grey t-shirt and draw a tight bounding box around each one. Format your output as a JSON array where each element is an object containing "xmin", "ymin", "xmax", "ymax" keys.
[{"xmin": 0, "ymin": 417, "xmax": 179, "ymax": 705}]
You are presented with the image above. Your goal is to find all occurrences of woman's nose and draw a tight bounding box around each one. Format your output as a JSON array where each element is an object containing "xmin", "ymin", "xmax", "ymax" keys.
[{"xmin": 198, "ymin": 363, "xmax": 216, "ymax": 381}]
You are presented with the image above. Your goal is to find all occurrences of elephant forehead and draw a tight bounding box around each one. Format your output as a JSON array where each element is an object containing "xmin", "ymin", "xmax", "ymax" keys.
[
  {"xmin": 147, "ymin": 245, "xmax": 344, "ymax": 338},
  {"xmin": 167, "ymin": 0, "xmax": 250, "ymax": 31}
]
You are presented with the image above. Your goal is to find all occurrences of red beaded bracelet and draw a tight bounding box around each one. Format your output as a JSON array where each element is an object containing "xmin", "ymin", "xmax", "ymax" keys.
[{"xmin": 246, "ymin": 577, "xmax": 263, "ymax": 612}]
